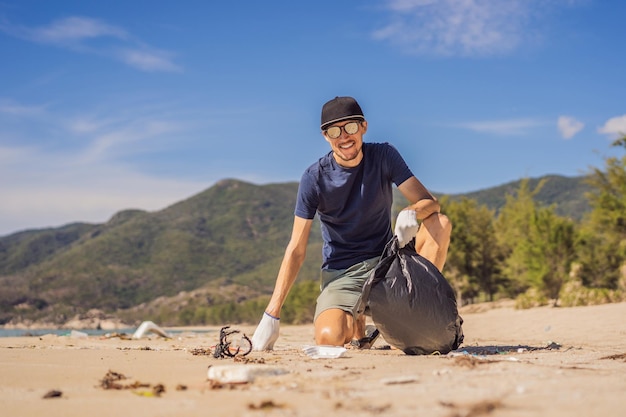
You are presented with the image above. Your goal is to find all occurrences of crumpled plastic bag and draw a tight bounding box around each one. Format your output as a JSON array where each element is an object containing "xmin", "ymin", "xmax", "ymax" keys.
[
  {"xmin": 132, "ymin": 320, "xmax": 170, "ymax": 339},
  {"xmin": 356, "ymin": 237, "xmax": 464, "ymax": 355}
]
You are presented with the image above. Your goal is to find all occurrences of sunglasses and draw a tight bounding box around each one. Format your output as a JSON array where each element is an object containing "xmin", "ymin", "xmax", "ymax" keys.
[{"xmin": 324, "ymin": 121, "xmax": 361, "ymax": 139}]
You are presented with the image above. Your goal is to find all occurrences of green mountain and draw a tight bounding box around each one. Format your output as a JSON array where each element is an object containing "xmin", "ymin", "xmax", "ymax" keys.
[
  {"xmin": 445, "ymin": 174, "xmax": 593, "ymax": 220},
  {"xmin": 0, "ymin": 174, "xmax": 592, "ymax": 326}
]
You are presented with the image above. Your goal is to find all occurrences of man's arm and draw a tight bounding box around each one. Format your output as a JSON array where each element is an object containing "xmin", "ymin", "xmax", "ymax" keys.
[
  {"xmin": 265, "ymin": 215, "xmax": 313, "ymax": 317},
  {"xmin": 251, "ymin": 215, "xmax": 313, "ymax": 350},
  {"xmin": 397, "ymin": 176, "xmax": 440, "ymax": 220},
  {"xmin": 396, "ymin": 176, "xmax": 451, "ymax": 270}
]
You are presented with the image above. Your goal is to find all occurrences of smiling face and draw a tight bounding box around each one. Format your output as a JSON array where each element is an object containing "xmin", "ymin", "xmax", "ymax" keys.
[{"xmin": 322, "ymin": 119, "xmax": 368, "ymax": 168}]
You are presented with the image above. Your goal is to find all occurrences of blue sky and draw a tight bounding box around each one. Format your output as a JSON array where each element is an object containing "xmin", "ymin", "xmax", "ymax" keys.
[{"xmin": 1, "ymin": 0, "xmax": 625, "ymax": 236}]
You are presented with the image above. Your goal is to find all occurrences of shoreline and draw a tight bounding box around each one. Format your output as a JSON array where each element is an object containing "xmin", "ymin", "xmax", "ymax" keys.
[{"xmin": 1, "ymin": 302, "xmax": 625, "ymax": 416}]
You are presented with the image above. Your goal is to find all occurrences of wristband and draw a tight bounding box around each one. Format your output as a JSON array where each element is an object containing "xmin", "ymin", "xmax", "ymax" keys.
[{"xmin": 264, "ymin": 311, "xmax": 280, "ymax": 320}]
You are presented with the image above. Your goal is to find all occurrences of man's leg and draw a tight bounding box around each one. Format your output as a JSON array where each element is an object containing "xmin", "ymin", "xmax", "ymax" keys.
[
  {"xmin": 414, "ymin": 212, "xmax": 452, "ymax": 271},
  {"xmin": 314, "ymin": 308, "xmax": 364, "ymax": 346},
  {"xmin": 314, "ymin": 257, "xmax": 379, "ymax": 346}
]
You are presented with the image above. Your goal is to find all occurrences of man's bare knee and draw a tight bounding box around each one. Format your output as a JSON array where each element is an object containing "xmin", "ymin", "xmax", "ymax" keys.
[
  {"xmin": 423, "ymin": 212, "xmax": 451, "ymax": 239},
  {"xmin": 314, "ymin": 309, "xmax": 353, "ymax": 346},
  {"xmin": 416, "ymin": 212, "xmax": 451, "ymax": 271},
  {"xmin": 315, "ymin": 325, "xmax": 346, "ymax": 346}
]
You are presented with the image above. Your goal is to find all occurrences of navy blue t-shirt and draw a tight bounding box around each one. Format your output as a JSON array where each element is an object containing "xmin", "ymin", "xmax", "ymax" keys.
[{"xmin": 295, "ymin": 142, "xmax": 414, "ymax": 270}]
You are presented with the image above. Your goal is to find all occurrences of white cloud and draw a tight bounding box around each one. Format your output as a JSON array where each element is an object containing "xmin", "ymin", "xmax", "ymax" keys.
[
  {"xmin": 1, "ymin": 97, "xmax": 184, "ymax": 159},
  {"xmin": 117, "ymin": 48, "xmax": 182, "ymax": 72},
  {"xmin": 598, "ymin": 114, "xmax": 626, "ymax": 137},
  {"xmin": 557, "ymin": 115, "xmax": 584, "ymax": 139},
  {"xmin": 0, "ymin": 144, "xmax": 34, "ymax": 162},
  {"xmin": 84, "ymin": 119, "xmax": 181, "ymax": 162},
  {"xmin": 67, "ymin": 117, "xmax": 109, "ymax": 134},
  {"xmin": 0, "ymin": 98, "xmax": 209, "ymax": 236},
  {"xmin": 458, "ymin": 118, "xmax": 545, "ymax": 135},
  {"xmin": 387, "ymin": 0, "xmax": 438, "ymax": 11},
  {"xmin": 373, "ymin": 0, "xmax": 577, "ymax": 56},
  {"xmin": 0, "ymin": 99, "xmax": 45, "ymax": 116},
  {"xmin": 30, "ymin": 16, "xmax": 127, "ymax": 44},
  {"xmin": 0, "ymin": 16, "xmax": 180, "ymax": 72},
  {"xmin": 0, "ymin": 144, "xmax": 206, "ymax": 237}
]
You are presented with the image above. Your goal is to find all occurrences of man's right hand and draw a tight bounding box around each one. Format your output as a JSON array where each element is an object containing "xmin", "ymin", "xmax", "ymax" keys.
[{"xmin": 251, "ymin": 312, "xmax": 280, "ymax": 351}]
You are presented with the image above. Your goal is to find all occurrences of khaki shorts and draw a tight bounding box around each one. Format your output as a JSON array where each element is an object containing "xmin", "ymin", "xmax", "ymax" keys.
[{"xmin": 314, "ymin": 257, "xmax": 380, "ymax": 322}]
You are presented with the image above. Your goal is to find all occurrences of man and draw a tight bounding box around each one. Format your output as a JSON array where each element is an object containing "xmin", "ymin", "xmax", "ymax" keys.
[{"xmin": 251, "ymin": 96, "xmax": 451, "ymax": 350}]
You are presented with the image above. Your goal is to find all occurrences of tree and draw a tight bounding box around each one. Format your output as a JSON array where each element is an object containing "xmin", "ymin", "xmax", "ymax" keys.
[
  {"xmin": 577, "ymin": 135, "xmax": 626, "ymax": 289},
  {"xmin": 526, "ymin": 208, "xmax": 576, "ymax": 304},
  {"xmin": 494, "ymin": 178, "xmax": 577, "ymax": 305},
  {"xmin": 494, "ymin": 178, "xmax": 543, "ymax": 296},
  {"xmin": 443, "ymin": 197, "xmax": 505, "ymax": 304}
]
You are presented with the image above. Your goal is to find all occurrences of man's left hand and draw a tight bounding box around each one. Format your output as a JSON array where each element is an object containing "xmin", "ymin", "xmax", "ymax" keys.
[{"xmin": 394, "ymin": 209, "xmax": 419, "ymax": 248}]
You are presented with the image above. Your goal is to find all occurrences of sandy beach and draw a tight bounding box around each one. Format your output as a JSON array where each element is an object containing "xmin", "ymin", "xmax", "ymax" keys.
[{"xmin": 1, "ymin": 301, "xmax": 625, "ymax": 417}]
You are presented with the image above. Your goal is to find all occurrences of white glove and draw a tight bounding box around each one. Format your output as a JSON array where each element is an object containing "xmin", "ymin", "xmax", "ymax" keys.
[
  {"xmin": 394, "ymin": 209, "xmax": 419, "ymax": 248},
  {"xmin": 251, "ymin": 312, "xmax": 280, "ymax": 351}
]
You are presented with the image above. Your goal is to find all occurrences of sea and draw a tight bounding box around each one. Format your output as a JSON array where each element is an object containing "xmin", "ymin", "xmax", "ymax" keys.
[
  {"xmin": 0, "ymin": 328, "xmax": 215, "ymax": 338},
  {"xmin": 0, "ymin": 328, "xmax": 136, "ymax": 338}
]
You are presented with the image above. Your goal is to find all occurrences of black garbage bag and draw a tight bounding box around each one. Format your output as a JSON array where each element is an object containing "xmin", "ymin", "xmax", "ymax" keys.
[{"xmin": 357, "ymin": 237, "xmax": 464, "ymax": 355}]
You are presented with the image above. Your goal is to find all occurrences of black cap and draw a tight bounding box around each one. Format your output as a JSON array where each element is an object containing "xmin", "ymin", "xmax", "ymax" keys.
[{"xmin": 320, "ymin": 96, "xmax": 364, "ymax": 130}]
